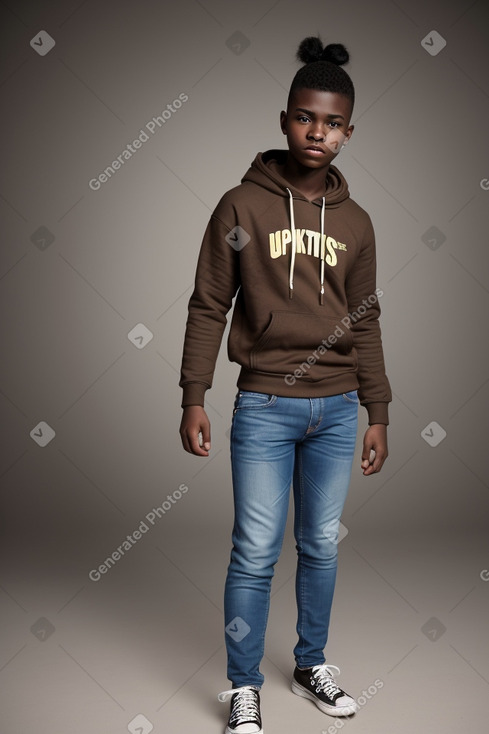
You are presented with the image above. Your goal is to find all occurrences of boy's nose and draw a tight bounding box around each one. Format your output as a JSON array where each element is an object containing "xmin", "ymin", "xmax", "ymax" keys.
[{"xmin": 309, "ymin": 130, "xmax": 325, "ymax": 142}]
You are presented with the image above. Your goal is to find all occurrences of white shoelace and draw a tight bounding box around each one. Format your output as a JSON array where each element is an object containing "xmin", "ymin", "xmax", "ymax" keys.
[
  {"xmin": 218, "ymin": 685, "xmax": 260, "ymax": 724},
  {"xmin": 310, "ymin": 664, "xmax": 343, "ymax": 698}
]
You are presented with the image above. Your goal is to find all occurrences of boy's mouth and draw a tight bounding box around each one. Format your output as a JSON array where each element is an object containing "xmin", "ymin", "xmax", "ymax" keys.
[{"xmin": 304, "ymin": 145, "xmax": 326, "ymax": 155}]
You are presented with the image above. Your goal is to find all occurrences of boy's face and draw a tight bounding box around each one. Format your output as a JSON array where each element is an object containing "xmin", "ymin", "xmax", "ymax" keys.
[{"xmin": 280, "ymin": 88, "xmax": 354, "ymax": 170}]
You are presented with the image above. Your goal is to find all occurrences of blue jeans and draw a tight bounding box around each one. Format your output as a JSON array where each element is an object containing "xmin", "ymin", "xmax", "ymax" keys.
[{"xmin": 224, "ymin": 390, "xmax": 358, "ymax": 688}]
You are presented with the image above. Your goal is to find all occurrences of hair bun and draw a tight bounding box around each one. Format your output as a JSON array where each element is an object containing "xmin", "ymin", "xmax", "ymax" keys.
[
  {"xmin": 297, "ymin": 37, "xmax": 349, "ymax": 66},
  {"xmin": 321, "ymin": 43, "xmax": 349, "ymax": 66}
]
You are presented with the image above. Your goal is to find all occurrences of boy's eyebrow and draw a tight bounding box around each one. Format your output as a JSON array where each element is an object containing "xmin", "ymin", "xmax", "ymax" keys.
[{"xmin": 295, "ymin": 107, "xmax": 345, "ymax": 120}]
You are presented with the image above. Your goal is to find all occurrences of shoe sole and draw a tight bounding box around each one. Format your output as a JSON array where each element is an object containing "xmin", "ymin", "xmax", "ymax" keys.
[
  {"xmin": 291, "ymin": 680, "xmax": 357, "ymax": 717},
  {"xmin": 225, "ymin": 727, "xmax": 263, "ymax": 734}
]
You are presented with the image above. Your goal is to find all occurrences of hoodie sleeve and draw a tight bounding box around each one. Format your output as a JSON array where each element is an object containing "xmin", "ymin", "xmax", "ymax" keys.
[
  {"xmin": 179, "ymin": 209, "xmax": 240, "ymax": 407},
  {"xmin": 345, "ymin": 214, "xmax": 392, "ymax": 425}
]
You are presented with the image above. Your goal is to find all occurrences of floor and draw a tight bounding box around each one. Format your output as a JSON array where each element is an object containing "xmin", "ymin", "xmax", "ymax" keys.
[{"xmin": 2, "ymin": 492, "xmax": 488, "ymax": 734}]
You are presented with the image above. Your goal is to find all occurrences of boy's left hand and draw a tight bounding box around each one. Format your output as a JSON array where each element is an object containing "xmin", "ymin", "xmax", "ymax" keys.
[{"xmin": 361, "ymin": 424, "xmax": 388, "ymax": 475}]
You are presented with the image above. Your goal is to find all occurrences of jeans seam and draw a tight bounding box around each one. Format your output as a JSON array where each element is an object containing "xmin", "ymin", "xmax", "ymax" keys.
[{"xmin": 297, "ymin": 445, "xmax": 305, "ymax": 663}]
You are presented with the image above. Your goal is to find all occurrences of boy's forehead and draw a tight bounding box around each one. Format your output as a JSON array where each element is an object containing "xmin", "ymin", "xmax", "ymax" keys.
[{"xmin": 288, "ymin": 88, "xmax": 351, "ymax": 117}]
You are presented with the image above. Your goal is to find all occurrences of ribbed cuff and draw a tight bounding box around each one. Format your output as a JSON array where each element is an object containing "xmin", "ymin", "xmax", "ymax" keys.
[
  {"xmin": 365, "ymin": 401, "xmax": 389, "ymax": 426},
  {"xmin": 181, "ymin": 382, "xmax": 207, "ymax": 408}
]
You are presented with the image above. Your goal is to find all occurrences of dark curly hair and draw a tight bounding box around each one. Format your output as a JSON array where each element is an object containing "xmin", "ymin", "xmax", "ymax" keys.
[{"xmin": 288, "ymin": 36, "xmax": 355, "ymax": 112}]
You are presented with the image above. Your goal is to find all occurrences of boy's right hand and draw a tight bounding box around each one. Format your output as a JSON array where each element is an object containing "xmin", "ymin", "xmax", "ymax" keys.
[{"xmin": 179, "ymin": 406, "xmax": 211, "ymax": 457}]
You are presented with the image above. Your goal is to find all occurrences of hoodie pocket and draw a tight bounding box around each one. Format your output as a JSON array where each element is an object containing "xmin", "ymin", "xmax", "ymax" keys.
[{"xmin": 249, "ymin": 310, "xmax": 356, "ymax": 380}]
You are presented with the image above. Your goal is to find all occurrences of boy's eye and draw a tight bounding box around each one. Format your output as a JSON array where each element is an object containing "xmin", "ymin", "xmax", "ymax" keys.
[{"xmin": 296, "ymin": 116, "xmax": 341, "ymax": 128}]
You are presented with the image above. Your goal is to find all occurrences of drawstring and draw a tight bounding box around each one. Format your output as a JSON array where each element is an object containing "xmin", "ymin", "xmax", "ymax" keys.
[
  {"xmin": 319, "ymin": 195, "xmax": 325, "ymax": 306},
  {"xmin": 286, "ymin": 188, "xmax": 326, "ymax": 306},
  {"xmin": 286, "ymin": 188, "xmax": 296, "ymax": 299}
]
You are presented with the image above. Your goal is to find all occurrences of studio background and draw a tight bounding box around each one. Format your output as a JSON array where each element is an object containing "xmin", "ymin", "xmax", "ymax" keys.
[{"xmin": 1, "ymin": 1, "xmax": 488, "ymax": 732}]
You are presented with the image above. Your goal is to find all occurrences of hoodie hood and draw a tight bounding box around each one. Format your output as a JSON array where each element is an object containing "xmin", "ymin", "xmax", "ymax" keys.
[
  {"xmin": 242, "ymin": 150, "xmax": 351, "ymax": 302},
  {"xmin": 242, "ymin": 149, "xmax": 351, "ymax": 207}
]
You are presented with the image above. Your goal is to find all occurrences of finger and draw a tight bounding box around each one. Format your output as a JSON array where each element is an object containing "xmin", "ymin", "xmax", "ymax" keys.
[
  {"xmin": 189, "ymin": 429, "xmax": 209, "ymax": 456},
  {"xmin": 363, "ymin": 448, "xmax": 387, "ymax": 475},
  {"xmin": 362, "ymin": 457, "xmax": 374, "ymax": 475},
  {"xmin": 201, "ymin": 422, "xmax": 211, "ymax": 452},
  {"xmin": 182, "ymin": 427, "xmax": 209, "ymax": 457},
  {"xmin": 181, "ymin": 430, "xmax": 196, "ymax": 455},
  {"xmin": 372, "ymin": 448, "xmax": 388, "ymax": 473},
  {"xmin": 361, "ymin": 446, "xmax": 374, "ymax": 470}
]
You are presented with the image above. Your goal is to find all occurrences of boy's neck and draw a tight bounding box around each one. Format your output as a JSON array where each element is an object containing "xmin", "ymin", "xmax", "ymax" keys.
[{"xmin": 276, "ymin": 156, "xmax": 330, "ymax": 202}]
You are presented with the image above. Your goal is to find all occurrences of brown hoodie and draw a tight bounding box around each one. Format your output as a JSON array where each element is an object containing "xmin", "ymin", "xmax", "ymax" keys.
[{"xmin": 180, "ymin": 150, "xmax": 391, "ymax": 425}]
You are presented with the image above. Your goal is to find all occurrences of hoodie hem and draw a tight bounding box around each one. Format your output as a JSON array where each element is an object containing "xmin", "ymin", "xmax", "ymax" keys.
[
  {"xmin": 237, "ymin": 370, "xmax": 389, "ymax": 424},
  {"xmin": 237, "ymin": 369, "xmax": 360, "ymax": 400}
]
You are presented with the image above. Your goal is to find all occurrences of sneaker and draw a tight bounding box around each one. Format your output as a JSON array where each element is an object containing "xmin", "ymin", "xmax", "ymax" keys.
[
  {"xmin": 291, "ymin": 664, "xmax": 357, "ymax": 717},
  {"xmin": 218, "ymin": 685, "xmax": 263, "ymax": 734}
]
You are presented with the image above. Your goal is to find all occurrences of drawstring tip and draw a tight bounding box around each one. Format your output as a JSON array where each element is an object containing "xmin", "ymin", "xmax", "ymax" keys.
[
  {"xmin": 320, "ymin": 293, "xmax": 324, "ymax": 306},
  {"xmin": 289, "ymin": 287, "xmax": 293, "ymax": 299}
]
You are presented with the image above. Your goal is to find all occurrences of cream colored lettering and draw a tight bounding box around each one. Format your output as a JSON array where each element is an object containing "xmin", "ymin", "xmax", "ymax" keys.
[
  {"xmin": 268, "ymin": 228, "xmax": 346, "ymax": 266},
  {"xmin": 325, "ymin": 236, "xmax": 338, "ymax": 267},
  {"xmin": 282, "ymin": 228, "xmax": 292, "ymax": 254},
  {"xmin": 269, "ymin": 231, "xmax": 281, "ymax": 259},
  {"xmin": 295, "ymin": 229, "xmax": 306, "ymax": 253},
  {"xmin": 305, "ymin": 229, "xmax": 319, "ymax": 256}
]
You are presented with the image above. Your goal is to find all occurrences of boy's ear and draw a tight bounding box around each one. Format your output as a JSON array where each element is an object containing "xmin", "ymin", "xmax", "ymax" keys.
[
  {"xmin": 343, "ymin": 124, "xmax": 354, "ymax": 144},
  {"xmin": 280, "ymin": 110, "xmax": 287, "ymax": 135}
]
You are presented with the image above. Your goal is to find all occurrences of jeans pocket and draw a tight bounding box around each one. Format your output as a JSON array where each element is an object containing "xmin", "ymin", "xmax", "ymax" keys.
[
  {"xmin": 342, "ymin": 390, "xmax": 359, "ymax": 404},
  {"xmin": 234, "ymin": 390, "xmax": 277, "ymax": 412}
]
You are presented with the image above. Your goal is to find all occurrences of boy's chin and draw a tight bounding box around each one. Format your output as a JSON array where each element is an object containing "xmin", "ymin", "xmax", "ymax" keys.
[{"xmin": 294, "ymin": 155, "xmax": 333, "ymax": 170}]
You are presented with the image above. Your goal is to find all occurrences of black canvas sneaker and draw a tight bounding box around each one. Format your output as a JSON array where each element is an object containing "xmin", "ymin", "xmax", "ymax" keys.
[
  {"xmin": 291, "ymin": 663, "xmax": 357, "ymax": 717},
  {"xmin": 218, "ymin": 685, "xmax": 263, "ymax": 733}
]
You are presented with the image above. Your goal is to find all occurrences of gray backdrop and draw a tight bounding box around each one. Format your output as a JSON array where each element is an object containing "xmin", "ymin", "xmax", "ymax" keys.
[{"xmin": 1, "ymin": 1, "xmax": 488, "ymax": 733}]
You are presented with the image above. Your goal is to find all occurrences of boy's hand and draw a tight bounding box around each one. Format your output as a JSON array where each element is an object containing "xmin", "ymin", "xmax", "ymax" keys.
[
  {"xmin": 179, "ymin": 405, "xmax": 211, "ymax": 457},
  {"xmin": 361, "ymin": 424, "xmax": 388, "ymax": 475}
]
